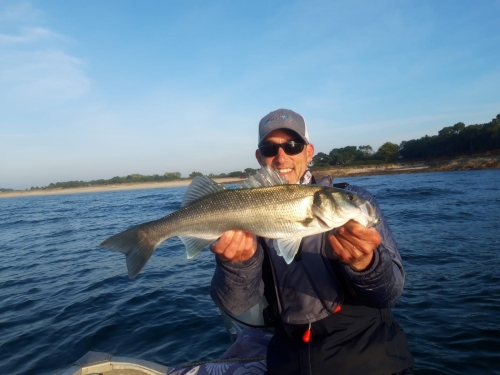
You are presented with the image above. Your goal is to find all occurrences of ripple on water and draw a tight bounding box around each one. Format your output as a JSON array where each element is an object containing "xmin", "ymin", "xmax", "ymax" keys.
[{"xmin": 1, "ymin": 170, "xmax": 500, "ymax": 375}]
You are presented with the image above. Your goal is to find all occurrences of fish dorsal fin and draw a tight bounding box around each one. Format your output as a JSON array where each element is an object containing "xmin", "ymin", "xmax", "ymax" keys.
[
  {"xmin": 179, "ymin": 236, "xmax": 216, "ymax": 258},
  {"xmin": 182, "ymin": 176, "xmax": 227, "ymax": 207},
  {"xmin": 274, "ymin": 237, "xmax": 302, "ymax": 264},
  {"xmin": 240, "ymin": 165, "xmax": 288, "ymax": 189}
]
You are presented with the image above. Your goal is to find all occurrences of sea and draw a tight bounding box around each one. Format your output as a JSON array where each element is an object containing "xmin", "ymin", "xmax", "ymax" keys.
[{"xmin": 1, "ymin": 169, "xmax": 499, "ymax": 375}]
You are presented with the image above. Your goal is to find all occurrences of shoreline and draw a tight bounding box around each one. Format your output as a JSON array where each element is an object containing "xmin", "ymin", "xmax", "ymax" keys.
[
  {"xmin": 312, "ymin": 155, "xmax": 500, "ymax": 179},
  {"xmin": 0, "ymin": 178, "xmax": 246, "ymax": 199},
  {"xmin": 2, "ymin": 155, "xmax": 499, "ymax": 199}
]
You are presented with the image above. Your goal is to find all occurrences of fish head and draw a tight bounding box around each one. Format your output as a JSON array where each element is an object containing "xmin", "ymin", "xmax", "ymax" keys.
[{"xmin": 312, "ymin": 188, "xmax": 378, "ymax": 229}]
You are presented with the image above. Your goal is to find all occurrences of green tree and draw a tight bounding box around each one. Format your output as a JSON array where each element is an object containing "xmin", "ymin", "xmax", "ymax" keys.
[
  {"xmin": 312, "ymin": 152, "xmax": 332, "ymax": 166},
  {"xmin": 329, "ymin": 146, "xmax": 358, "ymax": 165},
  {"xmin": 189, "ymin": 171, "xmax": 204, "ymax": 178},
  {"xmin": 453, "ymin": 122, "xmax": 465, "ymax": 134},
  {"xmin": 438, "ymin": 126, "xmax": 454, "ymax": 138},
  {"xmin": 377, "ymin": 142, "xmax": 399, "ymax": 162},
  {"xmin": 484, "ymin": 118, "xmax": 500, "ymax": 149},
  {"xmin": 462, "ymin": 125, "xmax": 483, "ymax": 151},
  {"xmin": 358, "ymin": 145, "xmax": 374, "ymax": 160},
  {"xmin": 164, "ymin": 172, "xmax": 181, "ymax": 180}
]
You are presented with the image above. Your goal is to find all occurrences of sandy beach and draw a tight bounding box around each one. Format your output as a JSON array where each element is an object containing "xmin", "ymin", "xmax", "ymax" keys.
[{"xmin": 0, "ymin": 178, "xmax": 246, "ymax": 199}]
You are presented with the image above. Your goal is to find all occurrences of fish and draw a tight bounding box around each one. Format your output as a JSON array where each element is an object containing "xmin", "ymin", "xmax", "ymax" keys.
[{"xmin": 100, "ymin": 166, "xmax": 378, "ymax": 278}]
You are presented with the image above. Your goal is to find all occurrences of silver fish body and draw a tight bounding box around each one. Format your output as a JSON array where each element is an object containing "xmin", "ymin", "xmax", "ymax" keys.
[{"xmin": 101, "ymin": 167, "xmax": 377, "ymax": 278}]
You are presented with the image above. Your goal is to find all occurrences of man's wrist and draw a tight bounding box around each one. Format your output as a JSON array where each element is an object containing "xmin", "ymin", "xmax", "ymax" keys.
[
  {"xmin": 348, "ymin": 252, "xmax": 375, "ymax": 272},
  {"xmin": 344, "ymin": 247, "xmax": 380, "ymax": 275}
]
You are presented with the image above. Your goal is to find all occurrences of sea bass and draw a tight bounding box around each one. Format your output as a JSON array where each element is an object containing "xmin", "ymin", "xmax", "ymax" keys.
[{"xmin": 101, "ymin": 166, "xmax": 378, "ymax": 278}]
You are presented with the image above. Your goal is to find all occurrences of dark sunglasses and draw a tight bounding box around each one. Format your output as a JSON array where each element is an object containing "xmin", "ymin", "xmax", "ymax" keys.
[{"xmin": 258, "ymin": 141, "xmax": 306, "ymax": 157}]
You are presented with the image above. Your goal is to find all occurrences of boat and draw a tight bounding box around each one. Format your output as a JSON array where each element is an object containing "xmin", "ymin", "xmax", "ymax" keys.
[
  {"xmin": 61, "ymin": 351, "xmax": 169, "ymax": 375},
  {"xmin": 62, "ymin": 298, "xmax": 272, "ymax": 375}
]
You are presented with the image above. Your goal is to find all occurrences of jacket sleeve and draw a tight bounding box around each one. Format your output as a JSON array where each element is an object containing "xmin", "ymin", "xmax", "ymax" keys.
[
  {"xmin": 339, "ymin": 185, "xmax": 405, "ymax": 308},
  {"xmin": 210, "ymin": 243, "xmax": 265, "ymax": 315}
]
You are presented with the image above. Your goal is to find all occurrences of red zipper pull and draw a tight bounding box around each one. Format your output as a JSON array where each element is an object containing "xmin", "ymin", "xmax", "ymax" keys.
[
  {"xmin": 302, "ymin": 322, "xmax": 312, "ymax": 343},
  {"xmin": 334, "ymin": 305, "xmax": 342, "ymax": 313}
]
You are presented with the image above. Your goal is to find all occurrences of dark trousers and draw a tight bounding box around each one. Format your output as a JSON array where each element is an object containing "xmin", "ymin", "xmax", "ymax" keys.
[{"xmin": 265, "ymin": 305, "xmax": 414, "ymax": 375}]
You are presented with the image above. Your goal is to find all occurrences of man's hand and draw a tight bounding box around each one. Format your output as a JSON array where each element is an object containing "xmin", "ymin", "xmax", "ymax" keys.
[
  {"xmin": 329, "ymin": 220, "xmax": 382, "ymax": 271},
  {"xmin": 210, "ymin": 230, "xmax": 258, "ymax": 262}
]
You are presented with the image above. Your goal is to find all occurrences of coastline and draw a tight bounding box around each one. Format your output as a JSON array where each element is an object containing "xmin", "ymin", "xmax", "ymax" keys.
[
  {"xmin": 0, "ymin": 178, "xmax": 245, "ymax": 199},
  {"xmin": 2, "ymin": 154, "xmax": 499, "ymax": 199},
  {"xmin": 312, "ymin": 154, "xmax": 500, "ymax": 179}
]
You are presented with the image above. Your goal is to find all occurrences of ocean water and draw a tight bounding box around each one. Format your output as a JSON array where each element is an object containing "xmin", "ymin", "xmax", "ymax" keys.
[{"xmin": 1, "ymin": 170, "xmax": 499, "ymax": 375}]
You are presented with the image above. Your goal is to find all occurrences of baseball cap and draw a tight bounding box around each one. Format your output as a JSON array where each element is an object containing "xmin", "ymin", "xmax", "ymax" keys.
[{"xmin": 258, "ymin": 109, "xmax": 310, "ymax": 145}]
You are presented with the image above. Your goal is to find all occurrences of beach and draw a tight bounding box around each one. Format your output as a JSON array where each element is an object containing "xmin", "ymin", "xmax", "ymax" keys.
[{"xmin": 0, "ymin": 177, "xmax": 246, "ymax": 199}]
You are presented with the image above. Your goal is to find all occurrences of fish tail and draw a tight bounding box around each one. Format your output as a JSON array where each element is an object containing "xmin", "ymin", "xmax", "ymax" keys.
[{"xmin": 100, "ymin": 222, "xmax": 165, "ymax": 278}]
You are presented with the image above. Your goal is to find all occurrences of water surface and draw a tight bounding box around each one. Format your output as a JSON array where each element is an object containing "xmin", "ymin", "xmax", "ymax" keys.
[{"xmin": 1, "ymin": 170, "xmax": 499, "ymax": 374}]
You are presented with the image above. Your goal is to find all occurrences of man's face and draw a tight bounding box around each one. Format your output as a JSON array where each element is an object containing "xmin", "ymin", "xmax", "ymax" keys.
[{"xmin": 255, "ymin": 129, "xmax": 314, "ymax": 184}]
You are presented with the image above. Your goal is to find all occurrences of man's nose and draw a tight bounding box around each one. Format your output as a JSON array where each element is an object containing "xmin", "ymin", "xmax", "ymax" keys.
[{"xmin": 275, "ymin": 146, "xmax": 288, "ymax": 163}]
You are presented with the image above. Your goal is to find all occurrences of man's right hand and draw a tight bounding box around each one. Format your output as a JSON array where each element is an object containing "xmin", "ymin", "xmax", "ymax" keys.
[{"xmin": 210, "ymin": 230, "xmax": 257, "ymax": 262}]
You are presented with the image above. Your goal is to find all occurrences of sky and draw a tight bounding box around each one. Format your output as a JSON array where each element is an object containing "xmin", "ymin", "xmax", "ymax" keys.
[{"xmin": 1, "ymin": 0, "xmax": 499, "ymax": 190}]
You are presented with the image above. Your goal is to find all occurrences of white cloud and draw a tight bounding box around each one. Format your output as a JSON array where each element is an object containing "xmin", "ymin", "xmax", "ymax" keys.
[
  {"xmin": 0, "ymin": 2, "xmax": 90, "ymax": 103},
  {"xmin": 0, "ymin": 49, "xmax": 90, "ymax": 101}
]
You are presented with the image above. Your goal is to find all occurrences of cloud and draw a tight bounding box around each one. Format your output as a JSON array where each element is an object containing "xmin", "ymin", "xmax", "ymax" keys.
[
  {"xmin": 0, "ymin": 49, "xmax": 90, "ymax": 101},
  {"xmin": 0, "ymin": 2, "xmax": 90, "ymax": 102}
]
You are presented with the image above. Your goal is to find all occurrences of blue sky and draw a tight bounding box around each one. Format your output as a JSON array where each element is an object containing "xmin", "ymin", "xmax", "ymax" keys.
[{"xmin": 1, "ymin": 0, "xmax": 499, "ymax": 190}]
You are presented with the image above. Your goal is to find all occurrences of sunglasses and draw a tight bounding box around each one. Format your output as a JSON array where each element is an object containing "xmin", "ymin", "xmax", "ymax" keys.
[{"xmin": 258, "ymin": 141, "xmax": 306, "ymax": 157}]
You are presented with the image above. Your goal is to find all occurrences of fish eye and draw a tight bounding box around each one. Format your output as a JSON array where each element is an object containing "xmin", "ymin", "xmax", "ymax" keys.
[{"xmin": 346, "ymin": 193, "xmax": 354, "ymax": 201}]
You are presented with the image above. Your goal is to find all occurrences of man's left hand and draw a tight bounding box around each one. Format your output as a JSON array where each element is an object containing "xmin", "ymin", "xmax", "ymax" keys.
[{"xmin": 328, "ymin": 220, "xmax": 382, "ymax": 271}]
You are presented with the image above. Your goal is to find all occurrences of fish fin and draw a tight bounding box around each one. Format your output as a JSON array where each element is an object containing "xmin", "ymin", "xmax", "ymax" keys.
[
  {"xmin": 179, "ymin": 236, "xmax": 215, "ymax": 258},
  {"xmin": 240, "ymin": 165, "xmax": 288, "ymax": 189},
  {"xmin": 274, "ymin": 237, "xmax": 302, "ymax": 264},
  {"xmin": 100, "ymin": 224, "xmax": 157, "ymax": 279},
  {"xmin": 182, "ymin": 176, "xmax": 227, "ymax": 207}
]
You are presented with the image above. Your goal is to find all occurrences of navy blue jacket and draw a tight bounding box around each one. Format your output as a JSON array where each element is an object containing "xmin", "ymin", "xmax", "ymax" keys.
[{"xmin": 210, "ymin": 176, "xmax": 405, "ymax": 319}]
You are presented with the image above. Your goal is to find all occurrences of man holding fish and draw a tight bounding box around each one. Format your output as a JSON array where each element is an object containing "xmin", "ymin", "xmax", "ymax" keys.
[
  {"xmin": 210, "ymin": 109, "xmax": 414, "ymax": 374},
  {"xmin": 101, "ymin": 108, "xmax": 414, "ymax": 374}
]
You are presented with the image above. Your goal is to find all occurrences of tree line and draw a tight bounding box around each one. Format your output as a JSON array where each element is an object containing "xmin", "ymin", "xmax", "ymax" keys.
[
  {"xmin": 29, "ymin": 169, "xmax": 259, "ymax": 190},
  {"xmin": 191, "ymin": 168, "xmax": 257, "ymax": 179},
  {"xmin": 25, "ymin": 112, "xmax": 499, "ymax": 190},
  {"xmin": 399, "ymin": 114, "xmax": 500, "ymax": 159},
  {"xmin": 313, "ymin": 113, "xmax": 500, "ymax": 166},
  {"xmin": 31, "ymin": 172, "xmax": 183, "ymax": 190}
]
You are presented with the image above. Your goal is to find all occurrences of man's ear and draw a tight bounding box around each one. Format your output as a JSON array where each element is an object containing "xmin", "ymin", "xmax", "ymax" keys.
[
  {"xmin": 306, "ymin": 144, "xmax": 315, "ymax": 163},
  {"xmin": 255, "ymin": 149, "xmax": 266, "ymax": 167}
]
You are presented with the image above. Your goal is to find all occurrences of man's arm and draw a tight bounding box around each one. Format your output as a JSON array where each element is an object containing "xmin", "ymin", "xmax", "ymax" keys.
[
  {"xmin": 210, "ymin": 231, "xmax": 265, "ymax": 315},
  {"xmin": 329, "ymin": 185, "xmax": 405, "ymax": 308}
]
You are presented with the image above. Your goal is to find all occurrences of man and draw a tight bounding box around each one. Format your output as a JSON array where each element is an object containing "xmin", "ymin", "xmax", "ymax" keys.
[{"xmin": 210, "ymin": 109, "xmax": 414, "ymax": 374}]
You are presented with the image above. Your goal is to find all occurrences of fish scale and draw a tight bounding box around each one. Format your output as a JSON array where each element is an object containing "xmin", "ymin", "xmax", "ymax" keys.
[{"xmin": 178, "ymin": 187, "xmax": 318, "ymax": 237}]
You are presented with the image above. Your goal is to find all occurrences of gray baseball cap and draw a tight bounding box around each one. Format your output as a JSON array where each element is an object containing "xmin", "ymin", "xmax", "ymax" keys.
[{"xmin": 258, "ymin": 108, "xmax": 310, "ymax": 145}]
